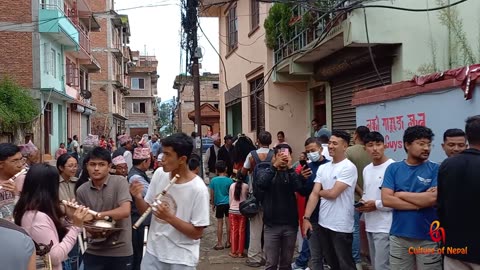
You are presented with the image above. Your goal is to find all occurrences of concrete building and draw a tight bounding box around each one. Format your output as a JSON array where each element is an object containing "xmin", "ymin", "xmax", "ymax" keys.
[
  {"xmin": 125, "ymin": 51, "xmax": 159, "ymax": 137},
  {"xmin": 200, "ymin": 0, "xmax": 309, "ymax": 155},
  {"xmin": 200, "ymin": 0, "xmax": 480, "ymax": 155},
  {"xmin": 173, "ymin": 73, "xmax": 220, "ymax": 136},
  {"xmin": 0, "ymin": 0, "xmax": 99, "ymax": 155},
  {"xmin": 89, "ymin": 0, "xmax": 131, "ymax": 139}
]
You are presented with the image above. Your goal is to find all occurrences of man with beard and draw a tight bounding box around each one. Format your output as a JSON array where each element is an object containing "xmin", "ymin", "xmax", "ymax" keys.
[{"xmin": 381, "ymin": 126, "xmax": 441, "ymax": 270}]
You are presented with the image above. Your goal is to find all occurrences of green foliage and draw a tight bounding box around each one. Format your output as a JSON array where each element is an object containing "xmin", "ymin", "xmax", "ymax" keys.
[
  {"xmin": 0, "ymin": 77, "xmax": 38, "ymax": 131},
  {"xmin": 264, "ymin": 3, "xmax": 294, "ymax": 49},
  {"xmin": 157, "ymin": 100, "xmax": 175, "ymax": 137},
  {"xmin": 436, "ymin": 0, "xmax": 477, "ymax": 66}
]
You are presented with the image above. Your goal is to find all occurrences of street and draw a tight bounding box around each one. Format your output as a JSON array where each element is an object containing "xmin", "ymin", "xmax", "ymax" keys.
[{"xmin": 198, "ymin": 211, "xmax": 261, "ymax": 270}]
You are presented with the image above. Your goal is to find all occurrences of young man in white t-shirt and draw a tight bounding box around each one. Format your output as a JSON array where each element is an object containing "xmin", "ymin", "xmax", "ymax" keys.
[
  {"xmin": 303, "ymin": 130, "xmax": 357, "ymax": 270},
  {"xmin": 130, "ymin": 133, "xmax": 210, "ymax": 269},
  {"xmin": 356, "ymin": 132, "xmax": 394, "ymax": 270}
]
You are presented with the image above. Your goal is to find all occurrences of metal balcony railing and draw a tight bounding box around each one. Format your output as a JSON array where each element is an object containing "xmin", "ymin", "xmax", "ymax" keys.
[
  {"xmin": 273, "ymin": 1, "xmax": 345, "ymax": 64},
  {"xmin": 78, "ymin": 28, "xmax": 91, "ymax": 54}
]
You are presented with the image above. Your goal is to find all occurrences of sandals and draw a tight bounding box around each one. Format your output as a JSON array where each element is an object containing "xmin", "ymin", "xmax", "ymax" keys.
[
  {"xmin": 213, "ymin": 245, "xmax": 224, "ymax": 250},
  {"xmin": 225, "ymin": 242, "xmax": 231, "ymax": 248},
  {"xmin": 228, "ymin": 252, "xmax": 238, "ymax": 258}
]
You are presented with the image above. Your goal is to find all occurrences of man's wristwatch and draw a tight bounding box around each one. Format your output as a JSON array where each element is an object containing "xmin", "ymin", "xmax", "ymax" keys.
[{"xmin": 303, "ymin": 216, "xmax": 311, "ymax": 221}]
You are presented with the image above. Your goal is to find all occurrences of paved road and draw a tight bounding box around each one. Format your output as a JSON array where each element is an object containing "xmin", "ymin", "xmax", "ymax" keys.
[{"xmin": 197, "ymin": 211, "xmax": 262, "ymax": 270}]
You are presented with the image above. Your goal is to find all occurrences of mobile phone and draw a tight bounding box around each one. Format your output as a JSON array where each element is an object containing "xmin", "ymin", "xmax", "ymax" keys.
[
  {"xmin": 354, "ymin": 201, "xmax": 365, "ymax": 208},
  {"xmin": 299, "ymin": 160, "xmax": 308, "ymax": 167},
  {"xmin": 281, "ymin": 148, "xmax": 289, "ymax": 155}
]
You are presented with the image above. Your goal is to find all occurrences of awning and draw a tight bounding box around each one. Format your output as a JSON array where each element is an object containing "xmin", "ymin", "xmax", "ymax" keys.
[
  {"xmin": 40, "ymin": 88, "xmax": 75, "ymax": 102},
  {"xmin": 112, "ymin": 113, "xmax": 128, "ymax": 121},
  {"xmin": 127, "ymin": 123, "xmax": 148, "ymax": 128}
]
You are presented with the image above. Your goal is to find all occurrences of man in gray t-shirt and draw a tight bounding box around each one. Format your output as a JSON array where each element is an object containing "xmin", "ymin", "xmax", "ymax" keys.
[
  {"xmin": 76, "ymin": 147, "xmax": 133, "ymax": 270},
  {"xmin": 0, "ymin": 219, "xmax": 35, "ymax": 270}
]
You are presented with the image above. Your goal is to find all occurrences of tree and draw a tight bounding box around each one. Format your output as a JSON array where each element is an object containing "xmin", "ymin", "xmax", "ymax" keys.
[
  {"xmin": 0, "ymin": 77, "xmax": 39, "ymax": 140},
  {"xmin": 157, "ymin": 99, "xmax": 175, "ymax": 137}
]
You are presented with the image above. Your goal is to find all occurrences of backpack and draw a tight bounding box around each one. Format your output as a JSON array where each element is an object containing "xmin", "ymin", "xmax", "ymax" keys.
[{"xmin": 250, "ymin": 150, "xmax": 274, "ymax": 204}]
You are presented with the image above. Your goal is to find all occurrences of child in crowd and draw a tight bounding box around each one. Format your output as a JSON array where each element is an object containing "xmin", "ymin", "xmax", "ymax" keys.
[
  {"xmin": 228, "ymin": 173, "xmax": 249, "ymax": 258},
  {"xmin": 209, "ymin": 160, "xmax": 233, "ymax": 250}
]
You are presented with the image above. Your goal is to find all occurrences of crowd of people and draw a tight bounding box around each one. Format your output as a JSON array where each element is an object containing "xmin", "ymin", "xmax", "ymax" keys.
[
  {"xmin": 0, "ymin": 115, "xmax": 479, "ymax": 270},
  {"xmin": 200, "ymin": 117, "xmax": 479, "ymax": 270}
]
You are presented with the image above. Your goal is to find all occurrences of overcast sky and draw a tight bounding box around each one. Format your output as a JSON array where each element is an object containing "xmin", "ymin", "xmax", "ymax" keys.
[{"xmin": 114, "ymin": 0, "xmax": 219, "ymax": 102}]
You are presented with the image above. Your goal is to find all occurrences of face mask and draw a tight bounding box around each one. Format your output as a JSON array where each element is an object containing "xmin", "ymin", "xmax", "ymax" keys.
[{"xmin": 307, "ymin": 151, "xmax": 321, "ymax": 162}]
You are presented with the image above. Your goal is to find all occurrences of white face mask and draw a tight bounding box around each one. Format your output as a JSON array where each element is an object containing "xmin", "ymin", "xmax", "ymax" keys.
[{"xmin": 307, "ymin": 151, "xmax": 321, "ymax": 162}]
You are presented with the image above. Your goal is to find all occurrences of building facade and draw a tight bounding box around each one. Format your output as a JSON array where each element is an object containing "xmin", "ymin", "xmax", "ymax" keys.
[
  {"xmin": 173, "ymin": 73, "xmax": 220, "ymax": 136},
  {"xmin": 125, "ymin": 51, "xmax": 159, "ymax": 137},
  {"xmin": 0, "ymin": 0, "xmax": 99, "ymax": 156},
  {"xmin": 201, "ymin": 0, "xmax": 480, "ymax": 155},
  {"xmin": 89, "ymin": 0, "xmax": 131, "ymax": 139}
]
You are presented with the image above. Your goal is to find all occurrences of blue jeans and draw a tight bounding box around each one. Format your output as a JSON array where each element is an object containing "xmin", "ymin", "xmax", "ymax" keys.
[
  {"xmin": 352, "ymin": 211, "xmax": 361, "ymax": 264},
  {"xmin": 62, "ymin": 242, "xmax": 80, "ymax": 270},
  {"xmin": 295, "ymin": 239, "xmax": 310, "ymax": 268}
]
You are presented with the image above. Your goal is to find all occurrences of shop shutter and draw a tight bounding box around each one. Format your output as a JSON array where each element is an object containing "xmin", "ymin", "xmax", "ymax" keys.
[{"xmin": 330, "ymin": 65, "xmax": 391, "ymax": 133}]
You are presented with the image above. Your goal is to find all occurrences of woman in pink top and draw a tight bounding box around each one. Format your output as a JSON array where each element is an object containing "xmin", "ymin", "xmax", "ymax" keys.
[
  {"xmin": 228, "ymin": 178, "xmax": 249, "ymax": 258},
  {"xmin": 13, "ymin": 164, "xmax": 91, "ymax": 270}
]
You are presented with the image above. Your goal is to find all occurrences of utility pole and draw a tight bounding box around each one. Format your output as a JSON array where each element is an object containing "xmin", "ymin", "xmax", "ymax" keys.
[{"xmin": 186, "ymin": 0, "xmax": 203, "ymax": 177}]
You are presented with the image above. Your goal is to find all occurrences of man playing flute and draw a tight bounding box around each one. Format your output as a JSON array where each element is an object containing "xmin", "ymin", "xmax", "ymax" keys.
[{"xmin": 130, "ymin": 133, "xmax": 210, "ymax": 269}]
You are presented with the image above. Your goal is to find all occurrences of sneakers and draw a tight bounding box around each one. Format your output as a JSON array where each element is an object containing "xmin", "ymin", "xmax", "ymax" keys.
[{"xmin": 291, "ymin": 262, "xmax": 310, "ymax": 270}]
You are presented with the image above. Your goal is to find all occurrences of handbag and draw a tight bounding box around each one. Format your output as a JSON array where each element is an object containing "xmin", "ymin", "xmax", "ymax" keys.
[{"xmin": 239, "ymin": 192, "xmax": 259, "ymax": 218}]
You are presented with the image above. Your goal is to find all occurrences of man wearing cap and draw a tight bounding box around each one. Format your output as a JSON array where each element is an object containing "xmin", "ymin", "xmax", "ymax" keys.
[
  {"xmin": 128, "ymin": 147, "xmax": 152, "ymax": 270},
  {"xmin": 218, "ymin": 135, "xmax": 234, "ymax": 176},
  {"xmin": 112, "ymin": 156, "xmax": 129, "ymax": 177},
  {"xmin": 113, "ymin": 135, "xmax": 134, "ymax": 172},
  {"xmin": 204, "ymin": 134, "xmax": 221, "ymax": 184}
]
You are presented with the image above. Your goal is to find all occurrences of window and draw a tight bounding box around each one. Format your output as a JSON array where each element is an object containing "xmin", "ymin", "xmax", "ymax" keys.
[
  {"xmin": 250, "ymin": 76, "xmax": 265, "ymax": 133},
  {"xmin": 251, "ymin": 0, "xmax": 260, "ymax": 30},
  {"xmin": 132, "ymin": 102, "xmax": 146, "ymax": 114},
  {"xmin": 227, "ymin": 5, "xmax": 238, "ymax": 52},
  {"xmin": 51, "ymin": 49, "xmax": 56, "ymax": 77},
  {"xmin": 213, "ymin": 83, "xmax": 219, "ymax": 89},
  {"xmin": 131, "ymin": 78, "xmax": 145, "ymax": 90},
  {"xmin": 113, "ymin": 91, "xmax": 116, "ymax": 105}
]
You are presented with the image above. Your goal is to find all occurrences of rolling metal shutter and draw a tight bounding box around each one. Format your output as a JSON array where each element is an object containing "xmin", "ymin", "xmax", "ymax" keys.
[{"xmin": 330, "ymin": 65, "xmax": 391, "ymax": 133}]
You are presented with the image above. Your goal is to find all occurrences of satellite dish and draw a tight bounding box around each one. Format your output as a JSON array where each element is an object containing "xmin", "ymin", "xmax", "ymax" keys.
[{"xmin": 80, "ymin": 90, "xmax": 92, "ymax": 99}]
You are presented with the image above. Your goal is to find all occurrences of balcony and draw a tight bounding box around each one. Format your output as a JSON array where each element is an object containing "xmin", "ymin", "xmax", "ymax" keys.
[
  {"xmin": 273, "ymin": 2, "xmax": 347, "ymax": 65},
  {"xmin": 39, "ymin": 4, "xmax": 79, "ymax": 49}
]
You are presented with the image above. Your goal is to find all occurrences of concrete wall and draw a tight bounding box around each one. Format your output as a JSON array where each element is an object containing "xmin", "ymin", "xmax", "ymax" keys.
[
  {"xmin": 178, "ymin": 78, "xmax": 220, "ymax": 135},
  {"xmin": 348, "ymin": 0, "xmax": 480, "ymax": 82},
  {"xmin": 214, "ymin": 1, "xmax": 309, "ymax": 156},
  {"xmin": 356, "ymin": 86, "xmax": 480, "ymax": 163},
  {"xmin": 40, "ymin": 35, "xmax": 65, "ymax": 91}
]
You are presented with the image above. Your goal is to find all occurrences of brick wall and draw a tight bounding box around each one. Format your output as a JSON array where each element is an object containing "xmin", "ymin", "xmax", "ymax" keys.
[
  {"xmin": 88, "ymin": 0, "xmax": 107, "ymax": 13},
  {"xmin": 0, "ymin": 0, "xmax": 31, "ymax": 23},
  {"xmin": 0, "ymin": 32, "xmax": 33, "ymax": 89}
]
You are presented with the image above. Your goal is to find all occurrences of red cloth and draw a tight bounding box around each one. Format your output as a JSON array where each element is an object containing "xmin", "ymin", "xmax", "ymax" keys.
[
  {"xmin": 99, "ymin": 139, "xmax": 108, "ymax": 149},
  {"xmin": 411, "ymin": 64, "xmax": 480, "ymax": 100},
  {"xmin": 294, "ymin": 164, "xmax": 307, "ymax": 236},
  {"xmin": 229, "ymin": 213, "xmax": 247, "ymax": 255}
]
